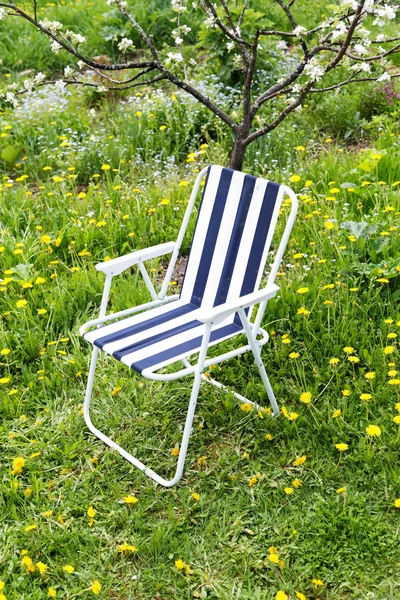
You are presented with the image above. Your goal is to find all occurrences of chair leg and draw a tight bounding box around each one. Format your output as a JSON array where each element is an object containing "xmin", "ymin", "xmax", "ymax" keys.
[
  {"xmin": 237, "ymin": 308, "xmax": 280, "ymax": 417},
  {"xmin": 82, "ymin": 325, "xmax": 211, "ymax": 487}
]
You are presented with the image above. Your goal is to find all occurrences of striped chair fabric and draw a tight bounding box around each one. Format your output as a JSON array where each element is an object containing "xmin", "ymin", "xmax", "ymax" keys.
[{"xmin": 83, "ymin": 166, "xmax": 282, "ymax": 376}]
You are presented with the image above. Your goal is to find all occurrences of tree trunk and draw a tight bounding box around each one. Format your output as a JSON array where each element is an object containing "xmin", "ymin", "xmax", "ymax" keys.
[{"xmin": 229, "ymin": 136, "xmax": 247, "ymax": 171}]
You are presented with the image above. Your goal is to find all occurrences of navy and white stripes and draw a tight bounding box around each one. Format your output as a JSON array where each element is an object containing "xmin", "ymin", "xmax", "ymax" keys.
[{"xmin": 83, "ymin": 166, "xmax": 282, "ymax": 376}]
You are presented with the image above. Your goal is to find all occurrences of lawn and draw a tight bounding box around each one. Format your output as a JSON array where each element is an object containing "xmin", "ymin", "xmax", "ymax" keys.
[{"xmin": 0, "ymin": 2, "xmax": 400, "ymax": 599}]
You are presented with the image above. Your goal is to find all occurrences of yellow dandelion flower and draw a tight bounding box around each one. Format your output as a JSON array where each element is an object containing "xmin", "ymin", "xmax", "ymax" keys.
[
  {"xmin": 296, "ymin": 287, "xmax": 309, "ymax": 294},
  {"xmin": 117, "ymin": 541, "xmax": 137, "ymax": 553},
  {"xmin": 299, "ymin": 392, "xmax": 312, "ymax": 404},
  {"xmin": 12, "ymin": 456, "xmax": 25, "ymax": 475},
  {"xmin": 335, "ymin": 443, "xmax": 348, "ymax": 452},
  {"xmin": 240, "ymin": 403, "xmax": 252, "ymax": 412},
  {"xmin": 293, "ymin": 455, "xmax": 306, "ymax": 467},
  {"xmin": 348, "ymin": 356, "xmax": 360, "ymax": 364},
  {"xmin": 394, "ymin": 498, "xmax": 400, "ymax": 508},
  {"xmin": 384, "ymin": 346, "xmax": 395, "ymax": 355},
  {"xmin": 336, "ymin": 487, "xmax": 346, "ymax": 494},
  {"xmin": 36, "ymin": 561, "xmax": 47, "ymax": 575},
  {"xmin": 62, "ymin": 565, "xmax": 74, "ymax": 573},
  {"xmin": 91, "ymin": 580, "xmax": 101, "ymax": 595},
  {"xmin": 366, "ymin": 424, "xmax": 381, "ymax": 437},
  {"xmin": 276, "ymin": 591, "xmax": 288, "ymax": 600},
  {"xmin": 48, "ymin": 588, "xmax": 57, "ymax": 597},
  {"xmin": 123, "ymin": 495, "xmax": 138, "ymax": 504}
]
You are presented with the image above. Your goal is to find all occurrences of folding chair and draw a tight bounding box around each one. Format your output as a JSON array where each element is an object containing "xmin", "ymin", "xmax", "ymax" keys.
[{"xmin": 80, "ymin": 165, "xmax": 298, "ymax": 487}]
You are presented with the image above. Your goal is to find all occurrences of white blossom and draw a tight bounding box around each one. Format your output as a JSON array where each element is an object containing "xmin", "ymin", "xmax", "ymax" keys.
[
  {"xmin": 204, "ymin": 16, "xmax": 215, "ymax": 28},
  {"xmin": 351, "ymin": 62, "xmax": 371, "ymax": 72},
  {"xmin": 377, "ymin": 4, "xmax": 396, "ymax": 20},
  {"xmin": 276, "ymin": 40, "xmax": 288, "ymax": 50},
  {"xmin": 23, "ymin": 79, "xmax": 34, "ymax": 94},
  {"xmin": 174, "ymin": 36, "xmax": 183, "ymax": 45},
  {"xmin": 331, "ymin": 22, "xmax": 347, "ymax": 41},
  {"xmin": 6, "ymin": 91, "xmax": 18, "ymax": 107},
  {"xmin": 304, "ymin": 58, "xmax": 325, "ymax": 81},
  {"xmin": 51, "ymin": 40, "xmax": 62, "ymax": 54},
  {"xmin": 106, "ymin": 0, "xmax": 116, "ymax": 4},
  {"xmin": 66, "ymin": 31, "xmax": 86, "ymax": 45},
  {"xmin": 118, "ymin": 37, "xmax": 134, "ymax": 52},
  {"xmin": 97, "ymin": 85, "xmax": 108, "ymax": 92},
  {"xmin": 166, "ymin": 52, "xmax": 184, "ymax": 63},
  {"xmin": 353, "ymin": 43, "xmax": 368, "ymax": 56},
  {"xmin": 227, "ymin": 41, "xmax": 235, "ymax": 52},
  {"xmin": 77, "ymin": 60, "xmax": 85, "ymax": 69},
  {"xmin": 0, "ymin": 8, "xmax": 7, "ymax": 19},
  {"xmin": 377, "ymin": 71, "xmax": 390, "ymax": 82},
  {"xmin": 54, "ymin": 79, "xmax": 67, "ymax": 92},
  {"xmin": 39, "ymin": 19, "xmax": 63, "ymax": 33},
  {"xmin": 376, "ymin": 34, "xmax": 385, "ymax": 42},
  {"xmin": 64, "ymin": 66, "xmax": 75, "ymax": 77},
  {"xmin": 171, "ymin": 0, "xmax": 187, "ymax": 12},
  {"xmin": 189, "ymin": 58, "xmax": 197, "ymax": 65},
  {"xmin": 293, "ymin": 25, "xmax": 306, "ymax": 36},
  {"xmin": 34, "ymin": 72, "xmax": 46, "ymax": 83},
  {"xmin": 363, "ymin": 0, "xmax": 375, "ymax": 12},
  {"xmin": 180, "ymin": 25, "xmax": 191, "ymax": 34}
]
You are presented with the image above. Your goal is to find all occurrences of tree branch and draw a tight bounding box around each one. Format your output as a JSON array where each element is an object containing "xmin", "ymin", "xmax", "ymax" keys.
[
  {"xmin": 17, "ymin": 74, "xmax": 167, "ymax": 95},
  {"xmin": 309, "ymin": 72, "xmax": 400, "ymax": 93},
  {"xmin": 0, "ymin": 2, "xmax": 155, "ymax": 71}
]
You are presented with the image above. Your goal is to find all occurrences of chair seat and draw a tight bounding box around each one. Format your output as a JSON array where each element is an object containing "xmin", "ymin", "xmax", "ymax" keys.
[{"xmin": 83, "ymin": 299, "xmax": 243, "ymax": 377}]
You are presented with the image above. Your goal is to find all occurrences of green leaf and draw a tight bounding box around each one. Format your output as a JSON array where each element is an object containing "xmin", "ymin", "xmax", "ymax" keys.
[
  {"xmin": 10, "ymin": 263, "xmax": 34, "ymax": 282},
  {"xmin": 340, "ymin": 182, "xmax": 358, "ymax": 189},
  {"xmin": 1, "ymin": 145, "xmax": 21, "ymax": 166}
]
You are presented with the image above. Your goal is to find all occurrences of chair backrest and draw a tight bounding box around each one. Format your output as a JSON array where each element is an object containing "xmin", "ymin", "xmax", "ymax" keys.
[{"xmin": 180, "ymin": 165, "xmax": 283, "ymax": 309}]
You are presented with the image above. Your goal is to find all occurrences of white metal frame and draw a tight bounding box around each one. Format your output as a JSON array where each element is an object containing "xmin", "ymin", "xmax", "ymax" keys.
[{"xmin": 80, "ymin": 166, "xmax": 298, "ymax": 487}]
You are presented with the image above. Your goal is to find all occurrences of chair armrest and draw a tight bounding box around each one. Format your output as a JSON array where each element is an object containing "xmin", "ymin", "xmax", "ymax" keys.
[
  {"xmin": 197, "ymin": 284, "xmax": 279, "ymax": 325},
  {"xmin": 95, "ymin": 242, "xmax": 176, "ymax": 276}
]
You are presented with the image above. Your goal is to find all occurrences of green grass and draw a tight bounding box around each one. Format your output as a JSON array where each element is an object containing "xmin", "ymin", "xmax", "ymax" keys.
[{"xmin": 1, "ymin": 12, "xmax": 400, "ymax": 600}]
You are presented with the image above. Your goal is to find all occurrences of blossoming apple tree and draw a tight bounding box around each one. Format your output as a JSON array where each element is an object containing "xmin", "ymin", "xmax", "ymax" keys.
[{"xmin": 0, "ymin": 0, "xmax": 399, "ymax": 170}]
